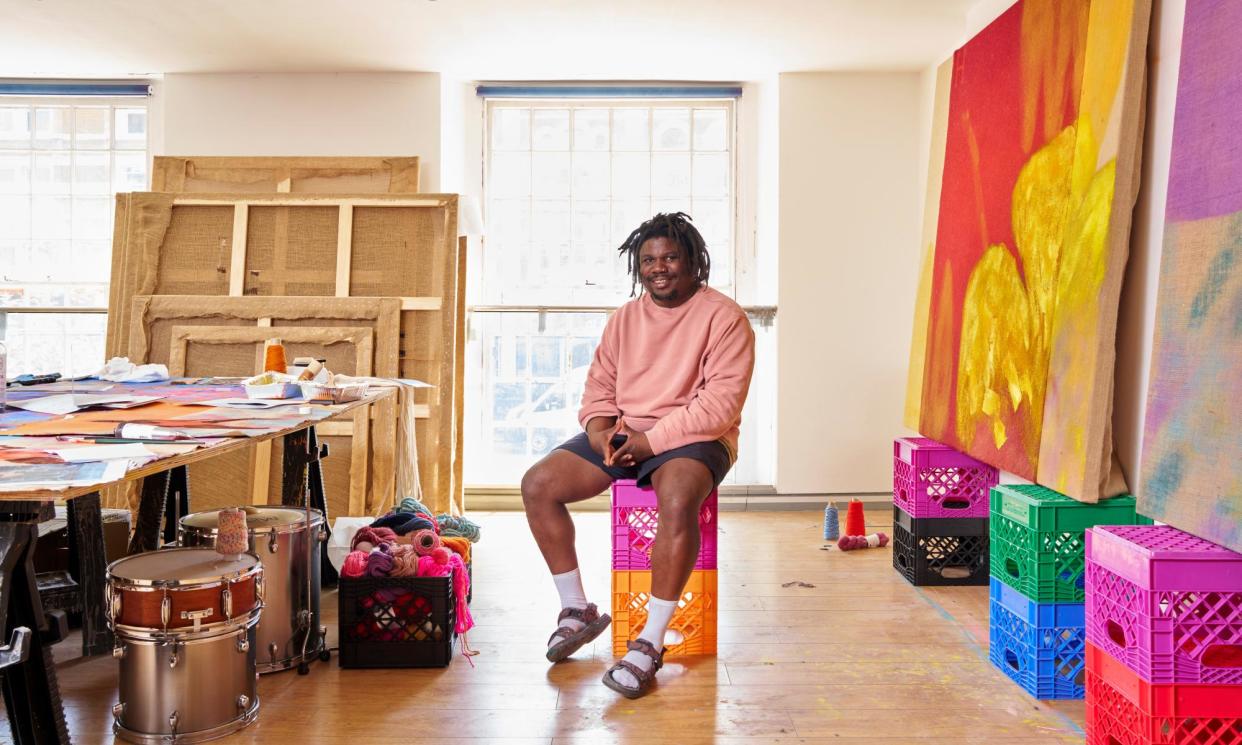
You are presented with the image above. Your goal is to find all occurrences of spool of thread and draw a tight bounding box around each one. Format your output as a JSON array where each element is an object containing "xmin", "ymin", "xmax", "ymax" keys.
[
  {"xmin": 844, "ymin": 499, "xmax": 866, "ymax": 537},
  {"xmin": 263, "ymin": 338, "xmax": 287, "ymax": 373},
  {"xmin": 837, "ymin": 532, "xmax": 890, "ymax": 551},
  {"xmin": 296, "ymin": 359, "xmax": 323, "ymax": 382},
  {"xmin": 411, "ymin": 529, "xmax": 440, "ymax": 556},
  {"xmin": 215, "ymin": 508, "xmax": 249, "ymax": 556},
  {"xmin": 823, "ymin": 503, "xmax": 839, "ymax": 541}
]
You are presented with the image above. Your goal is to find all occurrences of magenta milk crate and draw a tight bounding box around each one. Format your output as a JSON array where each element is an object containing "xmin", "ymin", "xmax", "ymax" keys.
[
  {"xmin": 1085, "ymin": 524, "xmax": 1242, "ymax": 685},
  {"xmin": 893, "ymin": 437, "xmax": 999, "ymax": 518},
  {"xmin": 611, "ymin": 480, "xmax": 717, "ymax": 571}
]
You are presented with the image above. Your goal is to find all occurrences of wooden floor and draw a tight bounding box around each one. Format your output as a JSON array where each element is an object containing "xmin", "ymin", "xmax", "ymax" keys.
[{"xmin": 5, "ymin": 508, "xmax": 1086, "ymax": 744}]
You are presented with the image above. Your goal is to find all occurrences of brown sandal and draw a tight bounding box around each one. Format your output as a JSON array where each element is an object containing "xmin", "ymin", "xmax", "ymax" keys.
[
  {"xmin": 546, "ymin": 603, "xmax": 612, "ymax": 663},
  {"xmin": 601, "ymin": 639, "xmax": 664, "ymax": 699}
]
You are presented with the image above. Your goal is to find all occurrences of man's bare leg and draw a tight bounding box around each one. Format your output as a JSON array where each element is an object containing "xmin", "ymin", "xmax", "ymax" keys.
[
  {"xmin": 606, "ymin": 458, "xmax": 713, "ymax": 692},
  {"xmin": 522, "ymin": 449, "xmax": 614, "ymax": 661}
]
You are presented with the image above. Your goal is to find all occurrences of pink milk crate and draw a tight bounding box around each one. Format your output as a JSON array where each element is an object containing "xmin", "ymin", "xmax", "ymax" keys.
[
  {"xmin": 611, "ymin": 480, "xmax": 718, "ymax": 571},
  {"xmin": 892, "ymin": 437, "xmax": 999, "ymax": 519},
  {"xmin": 1085, "ymin": 524, "xmax": 1242, "ymax": 685}
]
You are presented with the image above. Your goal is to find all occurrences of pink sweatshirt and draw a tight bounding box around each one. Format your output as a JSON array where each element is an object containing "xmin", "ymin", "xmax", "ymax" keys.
[{"xmin": 579, "ymin": 285, "xmax": 755, "ymax": 459}]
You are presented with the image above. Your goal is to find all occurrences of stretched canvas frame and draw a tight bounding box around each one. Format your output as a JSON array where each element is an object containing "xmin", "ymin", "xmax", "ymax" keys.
[{"xmin": 150, "ymin": 156, "xmax": 421, "ymax": 194}]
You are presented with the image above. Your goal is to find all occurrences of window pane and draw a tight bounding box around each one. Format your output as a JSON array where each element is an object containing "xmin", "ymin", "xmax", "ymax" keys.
[
  {"xmin": 74, "ymin": 107, "xmax": 110, "ymax": 149},
  {"xmin": 113, "ymin": 151, "xmax": 147, "ymax": 192},
  {"xmin": 612, "ymin": 108, "xmax": 649, "ymax": 151},
  {"xmin": 532, "ymin": 109, "xmax": 569, "ymax": 151},
  {"xmin": 651, "ymin": 152, "xmax": 691, "ymax": 197},
  {"xmin": 1, "ymin": 312, "xmax": 106, "ymax": 377},
  {"xmin": 571, "ymin": 152, "xmax": 609, "ymax": 198},
  {"xmin": 491, "ymin": 107, "xmax": 530, "ymax": 151},
  {"xmin": 531, "ymin": 200, "xmax": 571, "ymax": 247},
  {"xmin": 0, "ymin": 153, "xmax": 31, "ymax": 194},
  {"xmin": 0, "ymin": 196, "xmax": 31, "ymax": 239},
  {"xmin": 611, "ymin": 200, "xmax": 653, "ymax": 245},
  {"xmin": 114, "ymin": 108, "xmax": 147, "ymax": 150},
  {"xmin": 490, "ymin": 152, "xmax": 531, "ymax": 197},
  {"xmin": 73, "ymin": 196, "xmax": 111, "ymax": 240},
  {"xmin": 34, "ymin": 108, "xmax": 71, "ymax": 149},
  {"xmin": 74, "ymin": 151, "xmax": 111, "ymax": 194},
  {"xmin": 611, "ymin": 152, "xmax": 649, "ymax": 197},
  {"xmin": 652, "ymin": 108, "xmax": 690, "ymax": 151},
  {"xmin": 694, "ymin": 109, "xmax": 728, "ymax": 151},
  {"xmin": 571, "ymin": 200, "xmax": 609, "ymax": 245},
  {"xmin": 572, "ymin": 109, "xmax": 608, "ymax": 151},
  {"xmin": 488, "ymin": 198, "xmax": 530, "ymax": 245},
  {"xmin": 692, "ymin": 198, "xmax": 730, "ymax": 250},
  {"xmin": 0, "ymin": 107, "xmax": 32, "ymax": 148},
  {"xmin": 31, "ymin": 196, "xmax": 71, "ymax": 239},
  {"xmin": 531, "ymin": 151, "xmax": 570, "ymax": 198},
  {"xmin": 32, "ymin": 152, "xmax": 71, "ymax": 194}
]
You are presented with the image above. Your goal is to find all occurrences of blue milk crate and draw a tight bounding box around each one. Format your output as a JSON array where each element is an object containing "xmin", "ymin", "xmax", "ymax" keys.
[{"xmin": 987, "ymin": 577, "xmax": 1086, "ymax": 700}]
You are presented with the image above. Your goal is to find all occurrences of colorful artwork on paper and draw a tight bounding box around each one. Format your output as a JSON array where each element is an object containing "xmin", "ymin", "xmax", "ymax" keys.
[
  {"xmin": 905, "ymin": 0, "xmax": 1149, "ymax": 501},
  {"xmin": 1139, "ymin": 0, "xmax": 1242, "ymax": 552}
]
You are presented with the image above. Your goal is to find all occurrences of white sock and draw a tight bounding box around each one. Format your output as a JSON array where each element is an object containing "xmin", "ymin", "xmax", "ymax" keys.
[
  {"xmin": 550, "ymin": 568, "xmax": 589, "ymax": 647},
  {"xmin": 613, "ymin": 596, "xmax": 677, "ymax": 689}
]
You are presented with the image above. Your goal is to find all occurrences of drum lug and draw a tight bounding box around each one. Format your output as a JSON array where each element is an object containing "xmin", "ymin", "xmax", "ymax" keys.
[
  {"xmin": 318, "ymin": 528, "xmax": 328, "ymax": 543},
  {"xmin": 168, "ymin": 641, "xmax": 182, "ymax": 669},
  {"xmin": 268, "ymin": 531, "xmax": 279, "ymax": 554},
  {"xmin": 255, "ymin": 574, "xmax": 265, "ymax": 604},
  {"xmin": 298, "ymin": 609, "xmax": 312, "ymax": 629},
  {"xmin": 160, "ymin": 594, "xmax": 171, "ymax": 630},
  {"xmin": 112, "ymin": 702, "xmax": 125, "ymax": 719},
  {"xmin": 269, "ymin": 642, "xmax": 279, "ymax": 663},
  {"xmin": 237, "ymin": 636, "xmax": 249, "ymax": 653},
  {"xmin": 169, "ymin": 710, "xmax": 179, "ymax": 736},
  {"xmin": 222, "ymin": 586, "xmax": 233, "ymax": 620},
  {"xmin": 237, "ymin": 695, "xmax": 250, "ymax": 712},
  {"xmin": 112, "ymin": 644, "xmax": 126, "ymax": 660}
]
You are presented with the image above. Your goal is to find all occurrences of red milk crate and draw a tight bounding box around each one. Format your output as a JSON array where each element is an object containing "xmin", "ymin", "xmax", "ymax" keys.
[
  {"xmin": 1085, "ymin": 643, "xmax": 1242, "ymax": 745},
  {"xmin": 1085, "ymin": 525, "xmax": 1242, "ymax": 685},
  {"xmin": 611, "ymin": 480, "xmax": 718, "ymax": 570},
  {"xmin": 893, "ymin": 437, "xmax": 998, "ymax": 518},
  {"xmin": 611, "ymin": 569, "xmax": 717, "ymax": 657}
]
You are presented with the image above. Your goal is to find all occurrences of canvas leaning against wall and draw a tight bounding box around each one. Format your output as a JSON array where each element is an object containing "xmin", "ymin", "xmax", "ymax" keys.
[
  {"xmin": 1139, "ymin": 0, "xmax": 1242, "ymax": 553},
  {"xmin": 905, "ymin": 0, "xmax": 1151, "ymax": 502}
]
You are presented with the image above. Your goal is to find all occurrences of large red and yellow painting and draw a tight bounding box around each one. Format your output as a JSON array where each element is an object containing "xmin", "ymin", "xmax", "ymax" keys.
[{"xmin": 906, "ymin": 0, "xmax": 1150, "ymax": 501}]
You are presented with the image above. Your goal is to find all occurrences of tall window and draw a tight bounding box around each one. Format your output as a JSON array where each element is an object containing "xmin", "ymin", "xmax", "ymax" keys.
[
  {"xmin": 468, "ymin": 96, "xmax": 772, "ymax": 487},
  {"xmin": 0, "ymin": 99, "xmax": 148, "ymax": 376}
]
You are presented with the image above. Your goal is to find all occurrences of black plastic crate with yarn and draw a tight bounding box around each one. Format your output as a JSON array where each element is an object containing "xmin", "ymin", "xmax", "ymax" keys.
[
  {"xmin": 338, "ymin": 575, "xmax": 456, "ymax": 668},
  {"xmin": 892, "ymin": 505, "xmax": 990, "ymax": 586}
]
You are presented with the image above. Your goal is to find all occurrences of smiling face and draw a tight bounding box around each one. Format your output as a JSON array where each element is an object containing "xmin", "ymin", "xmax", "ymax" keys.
[{"xmin": 638, "ymin": 236, "xmax": 700, "ymax": 308}]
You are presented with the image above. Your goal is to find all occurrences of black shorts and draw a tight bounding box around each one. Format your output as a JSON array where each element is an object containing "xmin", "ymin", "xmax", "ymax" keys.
[{"xmin": 555, "ymin": 432, "xmax": 732, "ymax": 490}]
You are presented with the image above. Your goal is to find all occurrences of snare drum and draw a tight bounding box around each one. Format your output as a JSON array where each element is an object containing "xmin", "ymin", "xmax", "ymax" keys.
[
  {"xmin": 180, "ymin": 507, "xmax": 326, "ymax": 673},
  {"xmin": 106, "ymin": 549, "xmax": 261, "ymax": 634},
  {"xmin": 107, "ymin": 549, "xmax": 262, "ymax": 744}
]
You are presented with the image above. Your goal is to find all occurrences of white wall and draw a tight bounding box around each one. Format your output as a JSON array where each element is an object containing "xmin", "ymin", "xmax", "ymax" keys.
[
  {"xmin": 775, "ymin": 72, "xmax": 922, "ymax": 494},
  {"xmin": 155, "ymin": 72, "xmax": 443, "ymax": 189}
]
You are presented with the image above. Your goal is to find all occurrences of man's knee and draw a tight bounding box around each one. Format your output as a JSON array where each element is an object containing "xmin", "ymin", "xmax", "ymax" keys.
[
  {"xmin": 521, "ymin": 464, "xmax": 555, "ymax": 509},
  {"xmin": 656, "ymin": 488, "xmax": 703, "ymax": 532}
]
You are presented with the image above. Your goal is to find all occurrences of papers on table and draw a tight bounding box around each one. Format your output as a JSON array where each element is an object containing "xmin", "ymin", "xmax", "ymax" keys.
[
  {"xmin": 4, "ymin": 394, "xmax": 164, "ymax": 416},
  {"xmin": 48, "ymin": 444, "xmax": 156, "ymax": 463},
  {"xmin": 0, "ymin": 460, "xmax": 129, "ymax": 490},
  {"xmin": 200, "ymin": 398, "xmax": 312, "ymax": 410}
]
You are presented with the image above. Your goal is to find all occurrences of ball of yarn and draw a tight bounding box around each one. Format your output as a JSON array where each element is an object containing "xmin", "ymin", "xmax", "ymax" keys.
[
  {"xmin": 397, "ymin": 496, "xmax": 435, "ymax": 518},
  {"xmin": 430, "ymin": 546, "xmax": 452, "ymax": 565},
  {"xmin": 417, "ymin": 555, "xmax": 451, "ymax": 578},
  {"xmin": 440, "ymin": 536, "xmax": 471, "ymax": 563},
  {"xmin": 215, "ymin": 508, "xmax": 249, "ymax": 556},
  {"xmin": 389, "ymin": 545, "xmax": 420, "ymax": 577},
  {"xmin": 351, "ymin": 526, "xmax": 398, "ymax": 552},
  {"xmin": 411, "ymin": 529, "xmax": 440, "ymax": 555},
  {"xmin": 372, "ymin": 512, "xmax": 436, "ymax": 536},
  {"xmin": 437, "ymin": 515, "xmax": 481, "ymax": 543},
  {"xmin": 365, "ymin": 548, "xmax": 395, "ymax": 577},
  {"xmin": 341, "ymin": 550, "xmax": 369, "ymax": 578}
]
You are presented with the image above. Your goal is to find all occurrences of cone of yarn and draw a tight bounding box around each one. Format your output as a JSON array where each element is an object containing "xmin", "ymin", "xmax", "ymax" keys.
[
  {"xmin": 411, "ymin": 529, "xmax": 440, "ymax": 556},
  {"xmin": 341, "ymin": 550, "xmax": 369, "ymax": 578},
  {"xmin": 440, "ymin": 536, "xmax": 471, "ymax": 563},
  {"xmin": 263, "ymin": 338, "xmax": 288, "ymax": 373},
  {"xmin": 844, "ymin": 499, "xmax": 866, "ymax": 537},
  {"xmin": 215, "ymin": 508, "xmax": 249, "ymax": 556}
]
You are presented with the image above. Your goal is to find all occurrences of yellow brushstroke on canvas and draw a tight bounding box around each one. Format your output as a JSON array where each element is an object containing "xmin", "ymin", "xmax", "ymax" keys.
[{"xmin": 925, "ymin": 262, "xmax": 956, "ymax": 439}]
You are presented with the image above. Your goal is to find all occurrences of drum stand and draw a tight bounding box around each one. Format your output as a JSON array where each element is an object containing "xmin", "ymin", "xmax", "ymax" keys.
[
  {"xmin": 279, "ymin": 426, "xmax": 334, "ymax": 675},
  {"xmin": 0, "ymin": 503, "xmax": 71, "ymax": 745}
]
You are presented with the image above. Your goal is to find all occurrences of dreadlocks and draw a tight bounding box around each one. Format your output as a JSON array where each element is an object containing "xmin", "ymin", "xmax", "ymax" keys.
[{"xmin": 616, "ymin": 212, "xmax": 711, "ymax": 297}]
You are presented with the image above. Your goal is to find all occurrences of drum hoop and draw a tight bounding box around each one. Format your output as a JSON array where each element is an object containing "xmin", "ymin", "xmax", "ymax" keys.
[
  {"xmin": 112, "ymin": 611, "xmax": 260, "ymax": 642},
  {"xmin": 106, "ymin": 562, "xmax": 261, "ymax": 589},
  {"xmin": 178, "ymin": 508, "xmax": 324, "ymax": 537}
]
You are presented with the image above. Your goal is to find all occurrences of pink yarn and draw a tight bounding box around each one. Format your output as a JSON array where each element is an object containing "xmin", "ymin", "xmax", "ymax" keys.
[
  {"xmin": 449, "ymin": 553, "xmax": 474, "ymax": 634},
  {"xmin": 389, "ymin": 545, "xmax": 420, "ymax": 577},
  {"xmin": 417, "ymin": 555, "xmax": 451, "ymax": 578},
  {"xmin": 341, "ymin": 550, "xmax": 369, "ymax": 578},
  {"xmin": 430, "ymin": 546, "xmax": 452, "ymax": 565},
  {"xmin": 352, "ymin": 526, "xmax": 398, "ymax": 552},
  {"xmin": 411, "ymin": 529, "xmax": 440, "ymax": 556}
]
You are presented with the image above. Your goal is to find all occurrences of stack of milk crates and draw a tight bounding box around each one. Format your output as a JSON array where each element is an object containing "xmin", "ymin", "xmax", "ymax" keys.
[
  {"xmin": 987, "ymin": 484, "xmax": 1150, "ymax": 700},
  {"xmin": 610, "ymin": 480, "xmax": 718, "ymax": 656},
  {"xmin": 891, "ymin": 437, "xmax": 998, "ymax": 586},
  {"xmin": 1083, "ymin": 524, "xmax": 1242, "ymax": 744}
]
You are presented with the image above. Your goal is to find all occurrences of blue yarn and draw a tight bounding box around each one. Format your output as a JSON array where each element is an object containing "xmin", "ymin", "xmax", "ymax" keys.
[
  {"xmin": 371, "ymin": 512, "xmax": 435, "ymax": 536},
  {"xmin": 437, "ymin": 515, "xmax": 481, "ymax": 543},
  {"xmin": 396, "ymin": 496, "xmax": 434, "ymax": 517},
  {"xmin": 823, "ymin": 503, "xmax": 839, "ymax": 541}
]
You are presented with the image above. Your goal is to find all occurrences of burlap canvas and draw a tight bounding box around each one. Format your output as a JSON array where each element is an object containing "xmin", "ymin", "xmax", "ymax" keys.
[{"xmin": 151, "ymin": 156, "xmax": 421, "ymax": 194}]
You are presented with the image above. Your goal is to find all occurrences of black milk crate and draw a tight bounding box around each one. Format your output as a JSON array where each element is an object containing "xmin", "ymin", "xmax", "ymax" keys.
[
  {"xmin": 892, "ymin": 505, "xmax": 989, "ymax": 586},
  {"xmin": 338, "ymin": 575, "xmax": 456, "ymax": 668}
]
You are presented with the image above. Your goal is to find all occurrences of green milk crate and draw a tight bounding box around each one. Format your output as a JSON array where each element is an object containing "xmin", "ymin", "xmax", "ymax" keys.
[{"xmin": 988, "ymin": 484, "xmax": 1150, "ymax": 603}]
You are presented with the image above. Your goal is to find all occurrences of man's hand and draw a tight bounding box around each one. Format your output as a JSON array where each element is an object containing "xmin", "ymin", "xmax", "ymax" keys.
[
  {"xmin": 585, "ymin": 416, "xmax": 619, "ymax": 458},
  {"xmin": 607, "ymin": 424, "xmax": 653, "ymax": 467}
]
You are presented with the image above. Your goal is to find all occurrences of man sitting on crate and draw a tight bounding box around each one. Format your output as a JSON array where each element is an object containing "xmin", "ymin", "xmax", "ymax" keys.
[{"xmin": 521, "ymin": 212, "xmax": 755, "ymax": 699}]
